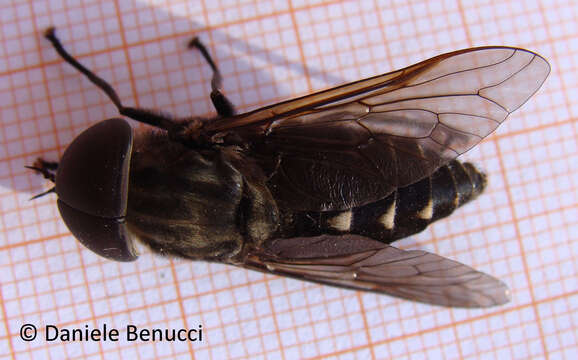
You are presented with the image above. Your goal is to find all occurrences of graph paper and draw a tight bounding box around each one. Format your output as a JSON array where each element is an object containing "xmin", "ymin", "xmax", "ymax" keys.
[{"xmin": 1, "ymin": 0, "xmax": 576, "ymax": 359}]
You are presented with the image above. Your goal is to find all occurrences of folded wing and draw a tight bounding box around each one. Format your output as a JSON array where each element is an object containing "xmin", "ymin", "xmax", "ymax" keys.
[
  {"xmin": 246, "ymin": 234, "xmax": 510, "ymax": 307},
  {"xmin": 209, "ymin": 47, "xmax": 549, "ymax": 211}
]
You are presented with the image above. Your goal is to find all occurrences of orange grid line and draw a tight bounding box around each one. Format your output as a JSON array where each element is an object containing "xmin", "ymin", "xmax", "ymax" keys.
[
  {"xmin": 495, "ymin": 129, "xmax": 548, "ymax": 356},
  {"xmin": 306, "ymin": 289, "xmax": 578, "ymax": 360}
]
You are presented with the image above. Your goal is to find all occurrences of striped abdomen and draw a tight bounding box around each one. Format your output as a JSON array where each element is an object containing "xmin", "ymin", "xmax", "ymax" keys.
[{"xmin": 281, "ymin": 160, "xmax": 486, "ymax": 243}]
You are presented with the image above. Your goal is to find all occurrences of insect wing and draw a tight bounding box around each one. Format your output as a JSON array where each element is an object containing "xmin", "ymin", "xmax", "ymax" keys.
[
  {"xmin": 245, "ymin": 234, "xmax": 510, "ymax": 307},
  {"xmin": 209, "ymin": 47, "xmax": 549, "ymax": 211}
]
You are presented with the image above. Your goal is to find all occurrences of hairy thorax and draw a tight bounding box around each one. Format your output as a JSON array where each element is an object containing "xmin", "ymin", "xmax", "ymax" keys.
[{"xmin": 125, "ymin": 130, "xmax": 279, "ymax": 262}]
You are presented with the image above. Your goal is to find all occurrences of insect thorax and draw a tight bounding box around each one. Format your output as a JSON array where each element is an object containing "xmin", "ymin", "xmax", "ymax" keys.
[{"xmin": 125, "ymin": 130, "xmax": 278, "ymax": 261}]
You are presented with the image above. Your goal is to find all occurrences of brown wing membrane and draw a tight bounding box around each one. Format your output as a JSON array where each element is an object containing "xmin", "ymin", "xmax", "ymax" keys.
[
  {"xmin": 245, "ymin": 235, "xmax": 510, "ymax": 308},
  {"xmin": 208, "ymin": 47, "xmax": 549, "ymax": 211}
]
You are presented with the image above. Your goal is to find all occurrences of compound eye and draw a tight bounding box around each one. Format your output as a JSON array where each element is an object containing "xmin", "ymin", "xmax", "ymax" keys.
[
  {"xmin": 56, "ymin": 118, "xmax": 133, "ymax": 217},
  {"xmin": 57, "ymin": 200, "xmax": 137, "ymax": 261},
  {"xmin": 55, "ymin": 118, "xmax": 138, "ymax": 261}
]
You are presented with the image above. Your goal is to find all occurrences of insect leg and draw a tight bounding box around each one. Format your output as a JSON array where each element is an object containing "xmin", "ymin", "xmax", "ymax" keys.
[
  {"xmin": 188, "ymin": 37, "xmax": 236, "ymax": 117},
  {"xmin": 44, "ymin": 27, "xmax": 178, "ymax": 131}
]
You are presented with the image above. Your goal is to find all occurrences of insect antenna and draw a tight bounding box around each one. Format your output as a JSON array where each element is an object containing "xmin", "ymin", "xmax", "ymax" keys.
[
  {"xmin": 28, "ymin": 187, "xmax": 57, "ymax": 200},
  {"xmin": 26, "ymin": 159, "xmax": 58, "ymax": 200},
  {"xmin": 25, "ymin": 159, "xmax": 57, "ymax": 182}
]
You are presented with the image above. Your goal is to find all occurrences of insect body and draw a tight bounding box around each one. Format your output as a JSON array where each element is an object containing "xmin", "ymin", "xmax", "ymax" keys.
[{"xmin": 30, "ymin": 27, "xmax": 550, "ymax": 307}]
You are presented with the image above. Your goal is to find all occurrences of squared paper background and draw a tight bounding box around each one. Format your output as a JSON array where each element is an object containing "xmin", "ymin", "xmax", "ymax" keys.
[{"xmin": 1, "ymin": 0, "xmax": 577, "ymax": 359}]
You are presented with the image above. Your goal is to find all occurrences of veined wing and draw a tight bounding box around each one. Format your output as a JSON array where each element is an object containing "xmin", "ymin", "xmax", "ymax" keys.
[
  {"xmin": 208, "ymin": 47, "xmax": 549, "ymax": 211},
  {"xmin": 245, "ymin": 234, "xmax": 510, "ymax": 308}
]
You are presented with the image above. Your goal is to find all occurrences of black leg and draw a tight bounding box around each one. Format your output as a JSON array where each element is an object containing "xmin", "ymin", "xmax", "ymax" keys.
[
  {"xmin": 188, "ymin": 37, "xmax": 236, "ymax": 117},
  {"xmin": 44, "ymin": 27, "xmax": 178, "ymax": 131}
]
